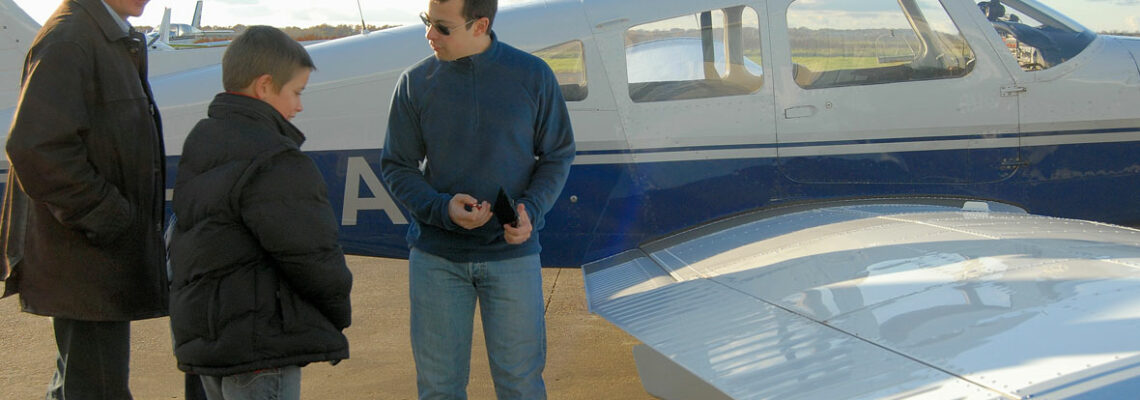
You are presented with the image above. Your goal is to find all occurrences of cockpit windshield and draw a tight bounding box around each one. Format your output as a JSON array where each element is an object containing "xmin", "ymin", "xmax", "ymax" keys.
[
  {"xmin": 1000, "ymin": 0, "xmax": 1092, "ymax": 34},
  {"xmin": 978, "ymin": 0, "xmax": 1095, "ymax": 70}
]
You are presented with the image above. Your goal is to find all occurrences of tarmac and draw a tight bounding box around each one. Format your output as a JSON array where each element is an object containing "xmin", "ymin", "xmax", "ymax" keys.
[{"xmin": 0, "ymin": 256, "xmax": 653, "ymax": 399}]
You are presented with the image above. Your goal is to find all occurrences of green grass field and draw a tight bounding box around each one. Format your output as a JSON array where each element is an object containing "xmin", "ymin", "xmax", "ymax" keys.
[
  {"xmin": 541, "ymin": 57, "xmax": 583, "ymax": 75},
  {"xmin": 791, "ymin": 56, "xmax": 906, "ymax": 71}
]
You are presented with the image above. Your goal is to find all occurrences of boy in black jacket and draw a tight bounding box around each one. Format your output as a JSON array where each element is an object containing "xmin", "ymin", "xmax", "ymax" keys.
[{"xmin": 169, "ymin": 26, "xmax": 352, "ymax": 400}]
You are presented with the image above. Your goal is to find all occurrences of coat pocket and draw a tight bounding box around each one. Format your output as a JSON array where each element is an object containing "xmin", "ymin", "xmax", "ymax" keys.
[
  {"xmin": 276, "ymin": 280, "xmax": 333, "ymax": 334},
  {"xmin": 277, "ymin": 282, "xmax": 297, "ymax": 333},
  {"xmin": 171, "ymin": 276, "xmax": 219, "ymax": 344}
]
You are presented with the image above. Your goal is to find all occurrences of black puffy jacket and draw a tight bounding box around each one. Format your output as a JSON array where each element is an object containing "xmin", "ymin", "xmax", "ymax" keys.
[{"xmin": 169, "ymin": 93, "xmax": 352, "ymax": 376}]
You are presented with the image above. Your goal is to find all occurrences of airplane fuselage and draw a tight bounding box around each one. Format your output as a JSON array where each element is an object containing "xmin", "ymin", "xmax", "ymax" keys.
[{"xmin": 3, "ymin": 0, "xmax": 1139, "ymax": 266}]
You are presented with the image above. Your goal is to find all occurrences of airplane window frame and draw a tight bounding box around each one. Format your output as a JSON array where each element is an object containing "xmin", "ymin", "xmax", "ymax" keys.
[
  {"xmin": 623, "ymin": 5, "xmax": 764, "ymax": 103},
  {"xmin": 787, "ymin": 0, "xmax": 976, "ymax": 90},
  {"xmin": 533, "ymin": 40, "xmax": 589, "ymax": 102}
]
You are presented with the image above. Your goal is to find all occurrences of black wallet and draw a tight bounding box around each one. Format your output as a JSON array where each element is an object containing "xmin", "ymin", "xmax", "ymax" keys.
[{"xmin": 493, "ymin": 187, "xmax": 519, "ymax": 227}]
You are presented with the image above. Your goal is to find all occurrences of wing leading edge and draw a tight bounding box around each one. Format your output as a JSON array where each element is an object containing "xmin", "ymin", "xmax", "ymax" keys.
[{"xmin": 583, "ymin": 198, "xmax": 1140, "ymax": 399}]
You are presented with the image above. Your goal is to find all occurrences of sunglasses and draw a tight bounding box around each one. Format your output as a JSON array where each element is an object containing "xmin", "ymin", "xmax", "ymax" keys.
[{"xmin": 419, "ymin": 11, "xmax": 478, "ymax": 36}]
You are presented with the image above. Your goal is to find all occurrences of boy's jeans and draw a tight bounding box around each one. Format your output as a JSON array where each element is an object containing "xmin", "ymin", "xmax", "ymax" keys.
[
  {"xmin": 409, "ymin": 248, "xmax": 547, "ymax": 400},
  {"xmin": 200, "ymin": 366, "xmax": 301, "ymax": 400}
]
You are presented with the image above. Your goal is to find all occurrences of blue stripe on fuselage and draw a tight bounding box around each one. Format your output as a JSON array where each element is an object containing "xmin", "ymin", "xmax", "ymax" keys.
[
  {"xmin": 578, "ymin": 127, "xmax": 1135, "ymax": 157},
  {"xmin": 310, "ymin": 134, "xmax": 1140, "ymax": 266}
]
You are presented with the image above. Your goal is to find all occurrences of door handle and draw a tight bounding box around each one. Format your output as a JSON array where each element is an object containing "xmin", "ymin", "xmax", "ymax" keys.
[
  {"xmin": 1001, "ymin": 158, "xmax": 1029, "ymax": 169},
  {"xmin": 784, "ymin": 105, "xmax": 817, "ymax": 119},
  {"xmin": 1001, "ymin": 85, "xmax": 1027, "ymax": 97}
]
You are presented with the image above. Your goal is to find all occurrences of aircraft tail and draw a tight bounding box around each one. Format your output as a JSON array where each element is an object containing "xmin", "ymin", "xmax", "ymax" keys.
[
  {"xmin": 159, "ymin": 8, "xmax": 172, "ymax": 44},
  {"xmin": 191, "ymin": 0, "xmax": 203, "ymax": 29},
  {"xmin": 147, "ymin": 7, "xmax": 174, "ymax": 51},
  {"xmin": 0, "ymin": 0, "xmax": 41, "ymax": 109}
]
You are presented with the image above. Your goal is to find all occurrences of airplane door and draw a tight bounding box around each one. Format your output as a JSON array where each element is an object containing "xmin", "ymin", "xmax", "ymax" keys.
[
  {"xmin": 588, "ymin": 2, "xmax": 779, "ymax": 233},
  {"xmin": 772, "ymin": 0, "xmax": 1020, "ymax": 186}
]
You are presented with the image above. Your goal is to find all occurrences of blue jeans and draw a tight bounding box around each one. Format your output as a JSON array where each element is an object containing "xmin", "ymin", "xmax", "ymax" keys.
[
  {"xmin": 46, "ymin": 318, "xmax": 132, "ymax": 400},
  {"xmin": 409, "ymin": 248, "xmax": 547, "ymax": 400},
  {"xmin": 200, "ymin": 366, "xmax": 301, "ymax": 400}
]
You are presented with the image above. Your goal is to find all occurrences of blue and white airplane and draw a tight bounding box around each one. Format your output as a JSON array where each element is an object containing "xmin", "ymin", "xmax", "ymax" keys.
[
  {"xmin": 143, "ymin": 0, "xmax": 1140, "ymax": 268},
  {"xmin": 4, "ymin": 0, "xmax": 1140, "ymax": 398}
]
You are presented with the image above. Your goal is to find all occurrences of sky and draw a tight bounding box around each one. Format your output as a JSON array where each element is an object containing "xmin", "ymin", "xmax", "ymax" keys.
[
  {"xmin": 10, "ymin": 0, "xmax": 532, "ymax": 29},
  {"xmin": 11, "ymin": 0, "xmax": 1140, "ymax": 33}
]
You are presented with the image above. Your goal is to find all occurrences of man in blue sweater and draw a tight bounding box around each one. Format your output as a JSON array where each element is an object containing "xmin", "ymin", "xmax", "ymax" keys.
[{"xmin": 380, "ymin": 0, "xmax": 575, "ymax": 398}]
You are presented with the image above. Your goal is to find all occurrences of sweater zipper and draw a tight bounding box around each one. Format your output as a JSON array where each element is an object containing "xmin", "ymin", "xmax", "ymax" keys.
[{"xmin": 471, "ymin": 64, "xmax": 479, "ymax": 133}]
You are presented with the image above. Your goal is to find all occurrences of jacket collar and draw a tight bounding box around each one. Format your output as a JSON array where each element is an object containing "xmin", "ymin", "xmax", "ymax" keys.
[
  {"xmin": 74, "ymin": 0, "xmax": 131, "ymax": 41},
  {"xmin": 452, "ymin": 31, "xmax": 501, "ymax": 68},
  {"xmin": 100, "ymin": 1, "xmax": 131, "ymax": 34},
  {"xmin": 209, "ymin": 92, "xmax": 307, "ymax": 147}
]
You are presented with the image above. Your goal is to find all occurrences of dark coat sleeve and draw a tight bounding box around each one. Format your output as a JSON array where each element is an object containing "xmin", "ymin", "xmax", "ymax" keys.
[
  {"xmin": 238, "ymin": 149, "xmax": 353, "ymax": 329},
  {"xmin": 5, "ymin": 41, "xmax": 131, "ymax": 245}
]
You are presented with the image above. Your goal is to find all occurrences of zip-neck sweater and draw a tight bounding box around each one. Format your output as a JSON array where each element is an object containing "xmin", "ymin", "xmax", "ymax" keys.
[{"xmin": 381, "ymin": 32, "xmax": 576, "ymax": 262}]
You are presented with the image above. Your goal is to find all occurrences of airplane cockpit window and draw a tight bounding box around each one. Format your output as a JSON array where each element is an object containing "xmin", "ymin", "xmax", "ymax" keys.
[
  {"xmin": 787, "ymin": 0, "xmax": 974, "ymax": 90},
  {"xmin": 534, "ymin": 40, "xmax": 588, "ymax": 101},
  {"xmin": 624, "ymin": 6, "xmax": 763, "ymax": 103},
  {"xmin": 976, "ymin": 0, "xmax": 1095, "ymax": 71}
]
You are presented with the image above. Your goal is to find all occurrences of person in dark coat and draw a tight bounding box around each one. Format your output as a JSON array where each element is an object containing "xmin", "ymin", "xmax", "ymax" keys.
[
  {"xmin": 0, "ymin": 0, "xmax": 166, "ymax": 398},
  {"xmin": 169, "ymin": 26, "xmax": 352, "ymax": 400}
]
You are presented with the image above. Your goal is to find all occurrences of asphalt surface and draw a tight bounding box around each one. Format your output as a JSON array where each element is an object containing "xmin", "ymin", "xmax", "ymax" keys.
[{"xmin": 0, "ymin": 256, "xmax": 651, "ymax": 399}]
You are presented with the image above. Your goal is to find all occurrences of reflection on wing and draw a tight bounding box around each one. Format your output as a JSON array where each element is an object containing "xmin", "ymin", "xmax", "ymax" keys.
[{"xmin": 584, "ymin": 198, "xmax": 1140, "ymax": 399}]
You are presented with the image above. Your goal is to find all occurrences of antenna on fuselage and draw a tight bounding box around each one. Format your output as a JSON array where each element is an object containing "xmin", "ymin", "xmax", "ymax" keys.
[{"xmin": 357, "ymin": 0, "xmax": 369, "ymax": 35}]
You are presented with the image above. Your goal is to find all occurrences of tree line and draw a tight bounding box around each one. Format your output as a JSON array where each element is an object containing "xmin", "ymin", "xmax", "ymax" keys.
[
  {"xmin": 138, "ymin": 23, "xmax": 1136, "ymax": 44},
  {"xmin": 136, "ymin": 24, "xmax": 402, "ymax": 42}
]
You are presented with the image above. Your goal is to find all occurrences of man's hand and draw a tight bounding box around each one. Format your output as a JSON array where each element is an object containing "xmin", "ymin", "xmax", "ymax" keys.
[
  {"xmin": 504, "ymin": 203, "xmax": 532, "ymax": 244},
  {"xmin": 449, "ymin": 194, "xmax": 492, "ymax": 230}
]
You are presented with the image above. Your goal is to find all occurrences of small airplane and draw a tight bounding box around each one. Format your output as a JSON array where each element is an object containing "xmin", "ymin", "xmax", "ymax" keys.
[
  {"xmin": 130, "ymin": 0, "xmax": 1140, "ymax": 267},
  {"xmin": 3, "ymin": 0, "xmax": 1140, "ymax": 397},
  {"xmin": 145, "ymin": 4, "xmax": 231, "ymax": 78},
  {"xmin": 145, "ymin": 0, "xmax": 234, "ymax": 48}
]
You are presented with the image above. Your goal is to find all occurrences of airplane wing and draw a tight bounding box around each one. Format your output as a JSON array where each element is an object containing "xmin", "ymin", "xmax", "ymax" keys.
[{"xmin": 583, "ymin": 198, "xmax": 1140, "ymax": 399}]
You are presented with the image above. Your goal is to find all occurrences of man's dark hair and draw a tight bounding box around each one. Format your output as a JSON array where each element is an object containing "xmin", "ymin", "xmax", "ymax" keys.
[
  {"xmin": 222, "ymin": 25, "xmax": 315, "ymax": 92},
  {"xmin": 437, "ymin": 0, "xmax": 498, "ymax": 31}
]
